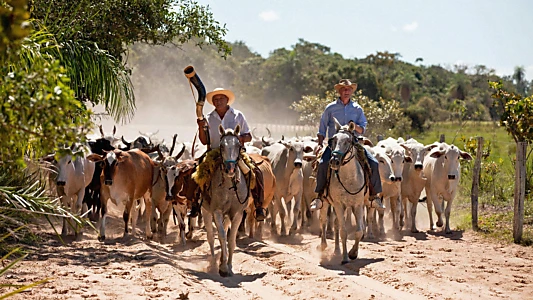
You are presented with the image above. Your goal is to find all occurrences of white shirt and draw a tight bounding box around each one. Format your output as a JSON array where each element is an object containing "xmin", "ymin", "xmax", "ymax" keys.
[{"xmin": 206, "ymin": 107, "xmax": 250, "ymax": 148}]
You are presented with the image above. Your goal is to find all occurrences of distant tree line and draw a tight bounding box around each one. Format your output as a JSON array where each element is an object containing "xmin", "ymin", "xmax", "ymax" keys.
[{"xmin": 128, "ymin": 39, "xmax": 531, "ymax": 133}]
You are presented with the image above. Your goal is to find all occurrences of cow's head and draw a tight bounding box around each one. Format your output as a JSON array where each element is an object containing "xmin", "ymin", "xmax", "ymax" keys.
[
  {"xmin": 88, "ymin": 137, "xmax": 115, "ymax": 155},
  {"xmin": 279, "ymin": 138, "xmax": 306, "ymax": 169},
  {"xmin": 165, "ymin": 161, "xmax": 196, "ymax": 203},
  {"xmin": 87, "ymin": 150, "xmax": 127, "ymax": 186},
  {"xmin": 55, "ymin": 145, "xmax": 87, "ymax": 186},
  {"xmin": 219, "ymin": 124, "xmax": 241, "ymax": 177},
  {"xmin": 430, "ymin": 144, "xmax": 472, "ymax": 180},
  {"xmin": 330, "ymin": 119, "xmax": 357, "ymax": 171},
  {"xmin": 400, "ymin": 140, "xmax": 437, "ymax": 171}
]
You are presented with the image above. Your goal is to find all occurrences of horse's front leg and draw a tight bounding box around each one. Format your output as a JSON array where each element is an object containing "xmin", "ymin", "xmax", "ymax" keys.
[
  {"xmin": 348, "ymin": 204, "xmax": 364, "ymax": 261},
  {"xmin": 213, "ymin": 210, "xmax": 229, "ymax": 277},
  {"xmin": 202, "ymin": 208, "xmax": 215, "ymax": 258},
  {"xmin": 227, "ymin": 211, "xmax": 243, "ymax": 277},
  {"xmin": 332, "ymin": 202, "xmax": 348, "ymax": 264},
  {"xmin": 318, "ymin": 201, "xmax": 329, "ymax": 251}
]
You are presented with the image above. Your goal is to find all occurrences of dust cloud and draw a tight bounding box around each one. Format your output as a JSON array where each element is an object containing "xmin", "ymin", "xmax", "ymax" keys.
[{"xmin": 90, "ymin": 44, "xmax": 303, "ymax": 146}]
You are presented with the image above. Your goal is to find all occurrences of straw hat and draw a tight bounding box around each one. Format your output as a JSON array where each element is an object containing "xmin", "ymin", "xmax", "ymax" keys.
[
  {"xmin": 206, "ymin": 88, "xmax": 235, "ymax": 106},
  {"xmin": 334, "ymin": 79, "xmax": 357, "ymax": 92}
]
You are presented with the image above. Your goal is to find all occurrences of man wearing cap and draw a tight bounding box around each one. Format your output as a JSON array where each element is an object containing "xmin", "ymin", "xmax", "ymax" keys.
[
  {"xmin": 196, "ymin": 88, "xmax": 266, "ymax": 221},
  {"xmin": 309, "ymin": 79, "xmax": 385, "ymax": 211}
]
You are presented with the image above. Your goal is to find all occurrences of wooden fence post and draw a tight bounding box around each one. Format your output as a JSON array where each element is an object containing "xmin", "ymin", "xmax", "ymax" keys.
[
  {"xmin": 514, "ymin": 141, "xmax": 527, "ymax": 243},
  {"xmin": 439, "ymin": 134, "xmax": 445, "ymax": 143},
  {"xmin": 471, "ymin": 136, "xmax": 483, "ymax": 231}
]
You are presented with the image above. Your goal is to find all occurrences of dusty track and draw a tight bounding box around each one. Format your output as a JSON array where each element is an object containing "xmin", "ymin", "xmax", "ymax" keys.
[{"xmin": 1, "ymin": 204, "xmax": 532, "ymax": 300}]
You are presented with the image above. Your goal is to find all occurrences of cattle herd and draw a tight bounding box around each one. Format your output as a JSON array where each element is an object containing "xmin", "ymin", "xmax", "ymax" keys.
[{"xmin": 37, "ymin": 123, "xmax": 473, "ymax": 277}]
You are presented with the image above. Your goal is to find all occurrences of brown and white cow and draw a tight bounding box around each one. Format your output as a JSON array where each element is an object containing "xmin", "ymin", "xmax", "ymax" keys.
[
  {"xmin": 245, "ymin": 153, "xmax": 276, "ymax": 240},
  {"xmin": 165, "ymin": 159, "xmax": 200, "ymax": 243},
  {"xmin": 87, "ymin": 149, "xmax": 155, "ymax": 241}
]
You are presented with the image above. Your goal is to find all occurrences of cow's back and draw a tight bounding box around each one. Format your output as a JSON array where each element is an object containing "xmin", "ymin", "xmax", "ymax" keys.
[{"xmin": 112, "ymin": 149, "xmax": 154, "ymax": 199}]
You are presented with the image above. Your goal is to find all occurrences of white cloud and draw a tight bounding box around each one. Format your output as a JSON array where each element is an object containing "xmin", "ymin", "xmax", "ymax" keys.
[
  {"xmin": 259, "ymin": 10, "xmax": 280, "ymax": 22},
  {"xmin": 402, "ymin": 21, "xmax": 418, "ymax": 32}
]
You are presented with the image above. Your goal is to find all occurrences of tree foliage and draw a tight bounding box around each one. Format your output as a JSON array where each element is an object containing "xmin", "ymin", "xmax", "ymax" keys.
[{"xmin": 490, "ymin": 81, "xmax": 533, "ymax": 143}]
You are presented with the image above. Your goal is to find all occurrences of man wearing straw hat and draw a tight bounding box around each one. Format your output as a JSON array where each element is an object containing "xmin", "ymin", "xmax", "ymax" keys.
[
  {"xmin": 196, "ymin": 87, "xmax": 266, "ymax": 221},
  {"xmin": 310, "ymin": 79, "xmax": 384, "ymax": 211}
]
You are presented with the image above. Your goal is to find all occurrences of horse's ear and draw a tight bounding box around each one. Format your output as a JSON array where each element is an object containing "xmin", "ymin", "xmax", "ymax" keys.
[
  {"xmin": 348, "ymin": 121, "xmax": 356, "ymax": 132},
  {"xmin": 234, "ymin": 124, "xmax": 241, "ymax": 136},
  {"xmin": 334, "ymin": 117, "xmax": 342, "ymax": 132},
  {"xmin": 218, "ymin": 124, "xmax": 225, "ymax": 136}
]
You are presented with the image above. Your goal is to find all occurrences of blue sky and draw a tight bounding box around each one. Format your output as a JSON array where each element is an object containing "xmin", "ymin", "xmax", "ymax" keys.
[{"xmin": 196, "ymin": 0, "xmax": 533, "ymax": 80}]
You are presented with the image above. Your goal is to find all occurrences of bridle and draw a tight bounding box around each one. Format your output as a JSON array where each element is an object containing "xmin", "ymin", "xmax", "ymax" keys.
[
  {"xmin": 328, "ymin": 129, "xmax": 367, "ymax": 196},
  {"xmin": 219, "ymin": 132, "xmax": 250, "ymax": 204}
]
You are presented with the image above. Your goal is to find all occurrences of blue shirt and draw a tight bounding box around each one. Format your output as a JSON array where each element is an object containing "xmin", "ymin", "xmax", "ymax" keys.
[
  {"xmin": 207, "ymin": 107, "xmax": 250, "ymax": 148},
  {"xmin": 318, "ymin": 98, "xmax": 367, "ymax": 138}
]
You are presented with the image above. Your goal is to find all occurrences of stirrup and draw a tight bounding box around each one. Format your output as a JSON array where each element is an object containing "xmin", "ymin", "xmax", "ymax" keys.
[
  {"xmin": 310, "ymin": 197, "xmax": 324, "ymax": 211},
  {"xmin": 254, "ymin": 207, "xmax": 267, "ymax": 221},
  {"xmin": 370, "ymin": 195, "xmax": 385, "ymax": 211}
]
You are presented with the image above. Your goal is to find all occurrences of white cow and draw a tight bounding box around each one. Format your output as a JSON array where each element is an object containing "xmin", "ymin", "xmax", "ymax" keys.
[
  {"xmin": 400, "ymin": 138, "xmax": 438, "ymax": 233},
  {"xmin": 55, "ymin": 145, "xmax": 95, "ymax": 239},
  {"xmin": 262, "ymin": 139, "xmax": 307, "ymax": 236},
  {"xmin": 423, "ymin": 143, "xmax": 472, "ymax": 234},
  {"xmin": 368, "ymin": 140, "xmax": 410, "ymax": 237}
]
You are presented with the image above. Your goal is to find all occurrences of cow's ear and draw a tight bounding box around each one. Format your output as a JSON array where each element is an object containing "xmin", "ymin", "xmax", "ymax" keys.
[
  {"xmin": 399, "ymin": 143, "xmax": 411, "ymax": 154},
  {"xmin": 430, "ymin": 150, "xmax": 445, "ymax": 158},
  {"xmin": 404, "ymin": 156, "xmax": 413, "ymax": 163},
  {"xmin": 234, "ymin": 124, "xmax": 241, "ymax": 136},
  {"xmin": 425, "ymin": 143, "xmax": 439, "ymax": 152},
  {"xmin": 87, "ymin": 153, "xmax": 104, "ymax": 162},
  {"xmin": 218, "ymin": 124, "xmax": 225, "ymax": 136},
  {"xmin": 348, "ymin": 121, "xmax": 356, "ymax": 132},
  {"xmin": 460, "ymin": 151, "xmax": 473, "ymax": 161},
  {"xmin": 304, "ymin": 145, "xmax": 314, "ymax": 153}
]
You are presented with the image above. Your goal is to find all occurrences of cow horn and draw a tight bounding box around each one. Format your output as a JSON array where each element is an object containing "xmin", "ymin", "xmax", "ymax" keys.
[
  {"xmin": 262, "ymin": 136, "xmax": 269, "ymax": 146},
  {"xmin": 175, "ymin": 143, "xmax": 186, "ymax": 160},
  {"xmin": 121, "ymin": 136, "xmax": 131, "ymax": 148},
  {"xmin": 99, "ymin": 125, "xmax": 104, "ymax": 137},
  {"xmin": 251, "ymin": 127, "xmax": 258, "ymax": 139},
  {"xmin": 169, "ymin": 134, "xmax": 178, "ymax": 156},
  {"xmin": 155, "ymin": 145, "xmax": 164, "ymax": 161},
  {"xmin": 281, "ymin": 135, "xmax": 285, "ymax": 141},
  {"xmin": 112, "ymin": 125, "xmax": 116, "ymax": 136},
  {"xmin": 266, "ymin": 127, "xmax": 272, "ymax": 138}
]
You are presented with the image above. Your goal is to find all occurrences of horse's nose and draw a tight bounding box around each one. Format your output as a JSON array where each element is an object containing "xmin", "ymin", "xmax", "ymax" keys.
[
  {"xmin": 448, "ymin": 175, "xmax": 456, "ymax": 180},
  {"xmin": 56, "ymin": 181, "xmax": 66, "ymax": 186},
  {"xmin": 294, "ymin": 161, "xmax": 302, "ymax": 168},
  {"xmin": 165, "ymin": 195, "xmax": 173, "ymax": 201},
  {"xmin": 395, "ymin": 177, "xmax": 402, "ymax": 182},
  {"xmin": 389, "ymin": 176, "xmax": 395, "ymax": 182},
  {"xmin": 104, "ymin": 179, "xmax": 113, "ymax": 186},
  {"xmin": 414, "ymin": 164, "xmax": 423, "ymax": 170}
]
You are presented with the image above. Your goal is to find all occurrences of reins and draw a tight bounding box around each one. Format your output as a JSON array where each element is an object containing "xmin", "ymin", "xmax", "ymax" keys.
[{"xmin": 328, "ymin": 130, "xmax": 367, "ymax": 196}]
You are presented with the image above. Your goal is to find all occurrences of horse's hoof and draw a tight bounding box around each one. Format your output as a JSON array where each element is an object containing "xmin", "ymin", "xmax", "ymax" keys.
[
  {"xmin": 341, "ymin": 259, "xmax": 350, "ymax": 265},
  {"xmin": 98, "ymin": 235, "xmax": 105, "ymax": 242},
  {"xmin": 349, "ymin": 250, "xmax": 358, "ymax": 260},
  {"xmin": 436, "ymin": 220, "xmax": 443, "ymax": 227},
  {"xmin": 186, "ymin": 231, "xmax": 193, "ymax": 240},
  {"xmin": 445, "ymin": 229, "xmax": 452, "ymax": 234},
  {"xmin": 219, "ymin": 269, "xmax": 232, "ymax": 277}
]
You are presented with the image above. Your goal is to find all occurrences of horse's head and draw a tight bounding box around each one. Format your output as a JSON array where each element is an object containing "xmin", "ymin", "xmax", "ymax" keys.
[
  {"xmin": 330, "ymin": 118, "xmax": 357, "ymax": 171},
  {"xmin": 219, "ymin": 124, "xmax": 242, "ymax": 177}
]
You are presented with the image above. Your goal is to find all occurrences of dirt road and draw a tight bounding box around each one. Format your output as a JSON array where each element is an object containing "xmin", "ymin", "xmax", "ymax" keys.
[{"xmin": 2, "ymin": 204, "xmax": 532, "ymax": 300}]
